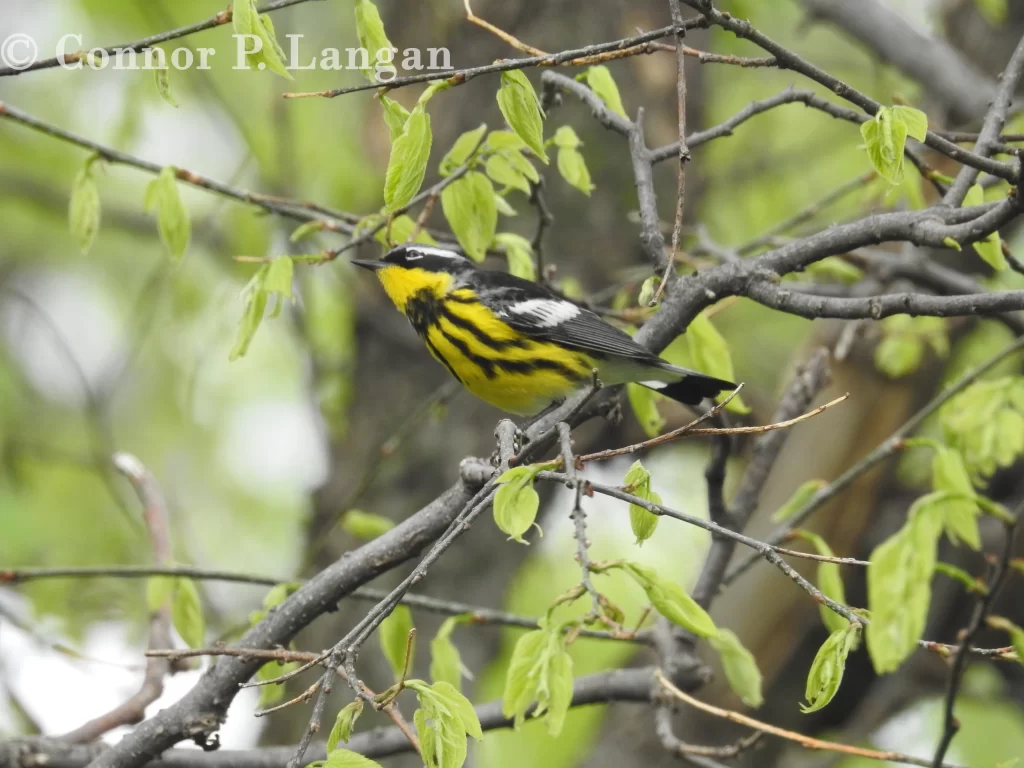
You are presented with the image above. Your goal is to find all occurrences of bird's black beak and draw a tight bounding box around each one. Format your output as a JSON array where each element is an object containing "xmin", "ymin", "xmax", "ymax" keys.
[{"xmin": 352, "ymin": 259, "xmax": 386, "ymax": 271}]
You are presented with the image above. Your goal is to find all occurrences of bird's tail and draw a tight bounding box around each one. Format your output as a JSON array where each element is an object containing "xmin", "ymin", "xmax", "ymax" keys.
[{"xmin": 640, "ymin": 364, "xmax": 736, "ymax": 406}]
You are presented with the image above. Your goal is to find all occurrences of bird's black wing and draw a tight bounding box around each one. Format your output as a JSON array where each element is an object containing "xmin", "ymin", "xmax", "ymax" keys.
[
  {"xmin": 472, "ymin": 270, "xmax": 662, "ymax": 362},
  {"xmin": 472, "ymin": 270, "xmax": 736, "ymax": 404}
]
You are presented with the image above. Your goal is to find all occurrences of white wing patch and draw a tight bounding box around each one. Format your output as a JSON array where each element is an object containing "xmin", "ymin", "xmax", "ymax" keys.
[
  {"xmin": 505, "ymin": 298, "xmax": 581, "ymax": 328},
  {"xmin": 408, "ymin": 246, "xmax": 468, "ymax": 261}
]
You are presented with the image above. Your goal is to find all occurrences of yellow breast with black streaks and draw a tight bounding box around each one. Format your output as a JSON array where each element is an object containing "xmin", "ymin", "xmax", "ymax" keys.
[{"xmin": 375, "ymin": 276, "xmax": 592, "ymax": 414}]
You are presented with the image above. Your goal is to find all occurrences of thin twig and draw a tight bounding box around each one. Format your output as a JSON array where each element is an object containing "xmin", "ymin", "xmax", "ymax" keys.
[
  {"xmin": 656, "ymin": 670, "xmax": 970, "ymax": 768},
  {"xmin": 558, "ymin": 423, "xmax": 601, "ymax": 618},
  {"xmin": 723, "ymin": 333, "xmax": 1024, "ymax": 587},
  {"xmin": 679, "ymin": 0, "xmax": 1018, "ymax": 183},
  {"xmin": 942, "ymin": 33, "xmax": 1024, "ymax": 206},
  {"xmin": 463, "ymin": 0, "xmax": 546, "ymax": 56},
  {"xmin": 284, "ymin": 22, "xmax": 708, "ymax": 99},
  {"xmin": 578, "ymin": 389, "xmax": 847, "ymax": 462},
  {"xmin": 0, "ymin": 102, "xmax": 356, "ymax": 234},
  {"xmin": 931, "ymin": 505, "xmax": 1020, "ymax": 767},
  {"xmin": 0, "ymin": 0, "xmax": 320, "ymax": 77},
  {"xmin": 1, "ymin": 565, "xmax": 642, "ymax": 642},
  {"xmin": 59, "ymin": 454, "xmax": 176, "ymax": 744},
  {"xmin": 652, "ymin": 0, "xmax": 691, "ymax": 306}
]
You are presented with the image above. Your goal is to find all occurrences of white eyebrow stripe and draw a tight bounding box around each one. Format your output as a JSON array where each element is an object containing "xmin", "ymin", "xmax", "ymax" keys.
[
  {"xmin": 408, "ymin": 246, "xmax": 467, "ymax": 260},
  {"xmin": 506, "ymin": 298, "xmax": 580, "ymax": 327}
]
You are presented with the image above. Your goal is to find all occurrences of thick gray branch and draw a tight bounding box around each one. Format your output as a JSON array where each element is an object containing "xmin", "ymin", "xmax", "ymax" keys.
[
  {"xmin": 797, "ymin": 0, "xmax": 995, "ymax": 120},
  {"xmin": 1, "ymin": 667, "xmax": 681, "ymax": 768},
  {"xmin": 745, "ymin": 282, "xmax": 1024, "ymax": 320}
]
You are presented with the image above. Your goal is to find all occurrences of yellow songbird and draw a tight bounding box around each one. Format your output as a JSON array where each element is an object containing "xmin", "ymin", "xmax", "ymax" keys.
[{"xmin": 354, "ymin": 245, "xmax": 735, "ymax": 415}]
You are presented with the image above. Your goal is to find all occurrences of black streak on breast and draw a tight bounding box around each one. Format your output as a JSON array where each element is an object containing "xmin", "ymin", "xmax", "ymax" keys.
[{"xmin": 405, "ymin": 289, "xmax": 444, "ymax": 335}]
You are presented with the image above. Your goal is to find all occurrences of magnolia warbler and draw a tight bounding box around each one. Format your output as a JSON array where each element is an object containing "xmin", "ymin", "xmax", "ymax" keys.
[{"xmin": 353, "ymin": 245, "xmax": 736, "ymax": 415}]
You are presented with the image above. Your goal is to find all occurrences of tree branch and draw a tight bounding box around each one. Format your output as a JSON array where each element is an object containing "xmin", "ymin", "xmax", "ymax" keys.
[
  {"xmin": 943, "ymin": 32, "xmax": 1024, "ymax": 206},
  {"xmin": 0, "ymin": 0, "xmax": 323, "ymax": 77},
  {"xmin": 58, "ymin": 454, "xmax": 177, "ymax": 744},
  {"xmin": 795, "ymin": 0, "xmax": 995, "ymax": 120},
  {"xmin": 678, "ymin": 0, "xmax": 1019, "ymax": 183}
]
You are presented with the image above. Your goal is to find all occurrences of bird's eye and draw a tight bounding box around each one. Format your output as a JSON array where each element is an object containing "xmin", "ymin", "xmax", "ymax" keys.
[{"xmin": 405, "ymin": 252, "xmax": 422, "ymax": 261}]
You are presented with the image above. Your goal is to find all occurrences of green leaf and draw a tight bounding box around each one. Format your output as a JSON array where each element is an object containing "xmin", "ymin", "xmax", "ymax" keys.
[
  {"xmin": 891, "ymin": 106, "xmax": 928, "ymax": 142},
  {"xmin": 290, "ymin": 220, "xmax": 326, "ymax": 242},
  {"xmin": 986, "ymin": 616, "xmax": 1024, "ymax": 666},
  {"xmin": 802, "ymin": 625, "xmax": 861, "ymax": 713},
  {"xmin": 423, "ymin": 680, "xmax": 483, "ymax": 740},
  {"xmin": 144, "ymin": 166, "xmax": 190, "ymax": 260},
  {"xmin": 253, "ymin": 13, "xmax": 292, "ymax": 79},
  {"xmin": 622, "ymin": 562, "xmax": 717, "ymax": 637},
  {"xmin": 496, "ymin": 70, "xmax": 547, "ymax": 163},
  {"xmin": 974, "ymin": 0, "xmax": 1008, "ymax": 25},
  {"xmin": 378, "ymin": 95, "xmax": 411, "ymax": 143},
  {"xmin": 963, "ymin": 183, "xmax": 1007, "ymax": 270},
  {"xmin": 233, "ymin": 0, "xmax": 291, "ymax": 79},
  {"xmin": 500, "ymin": 625, "xmax": 573, "ymax": 735},
  {"xmin": 585, "ymin": 65, "xmax": 627, "ymax": 118},
  {"xmin": 440, "ymin": 124, "xmax": 487, "ymax": 176},
  {"xmin": 874, "ymin": 315, "xmax": 948, "ymax": 379},
  {"xmin": 504, "ymin": 148, "xmax": 539, "ymax": 184},
  {"xmin": 486, "ymin": 130, "xmax": 528, "ymax": 153},
  {"xmin": 322, "ymin": 748, "xmax": 383, "ymax": 768},
  {"xmin": 772, "ymin": 479, "xmax": 826, "ymax": 522},
  {"xmin": 708, "ymin": 629, "xmax": 763, "ymax": 708},
  {"xmin": 69, "ymin": 161, "xmax": 101, "ymax": 255},
  {"xmin": 384, "ymin": 107, "xmax": 432, "ymax": 212},
  {"xmin": 485, "ymin": 154, "xmax": 532, "ymax": 195},
  {"xmin": 875, "ymin": 333, "xmax": 922, "ymax": 378},
  {"xmin": 638, "ymin": 276, "xmax": 660, "ymax": 307},
  {"xmin": 674, "ymin": 313, "xmax": 749, "ymax": 413},
  {"xmin": 262, "ymin": 581, "xmax": 301, "ymax": 611},
  {"xmin": 341, "ymin": 509, "xmax": 394, "ymax": 540},
  {"xmin": 495, "ymin": 232, "xmax": 535, "ymax": 281},
  {"xmin": 326, "ymin": 700, "xmax": 364, "ymax": 752},
  {"xmin": 865, "ymin": 498, "xmax": 943, "ymax": 673},
  {"xmin": 931, "ymin": 446, "xmax": 981, "ymax": 549},
  {"xmin": 494, "ymin": 193, "xmax": 517, "ymax": 217},
  {"xmin": 375, "ymin": 215, "xmax": 437, "ymax": 247},
  {"xmin": 556, "ymin": 147, "xmax": 594, "ymax": 196},
  {"xmin": 440, "ymin": 171, "xmax": 497, "ymax": 262},
  {"xmin": 230, "ymin": 267, "xmax": 270, "ymax": 360},
  {"xmin": 941, "ymin": 377, "xmax": 1024, "ymax": 482},
  {"xmin": 354, "ymin": 0, "xmax": 394, "ymax": 83},
  {"xmin": 232, "ymin": 0, "xmax": 255, "ymax": 36},
  {"xmin": 265, "ymin": 256, "xmax": 294, "ymax": 301},
  {"xmin": 406, "ymin": 679, "xmax": 481, "ymax": 768},
  {"xmin": 860, "ymin": 107, "xmax": 909, "ymax": 184},
  {"xmin": 153, "ymin": 67, "xmax": 178, "ymax": 107},
  {"xmin": 935, "ymin": 562, "xmax": 986, "ymax": 594},
  {"xmin": 146, "ymin": 575, "xmax": 173, "ymax": 612},
  {"xmin": 552, "ymin": 125, "xmax": 582, "ymax": 149},
  {"xmin": 171, "ymin": 578, "xmax": 204, "ymax": 649},
  {"xmin": 502, "ymin": 630, "xmax": 546, "ymax": 724},
  {"xmin": 792, "ymin": 530, "xmax": 849, "ymax": 634},
  {"xmin": 804, "ymin": 257, "xmax": 864, "ymax": 285},
  {"xmin": 623, "ymin": 460, "xmax": 660, "ymax": 545},
  {"xmin": 543, "ymin": 648, "xmax": 573, "ymax": 737},
  {"xmin": 626, "ymin": 383, "xmax": 665, "ymax": 437},
  {"xmin": 493, "ymin": 464, "xmax": 544, "ymax": 543},
  {"xmin": 378, "ymin": 604, "xmax": 414, "ymax": 681},
  {"xmin": 430, "ymin": 615, "xmax": 468, "ymax": 691},
  {"xmin": 944, "ymin": 236, "xmax": 962, "ymax": 251}
]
